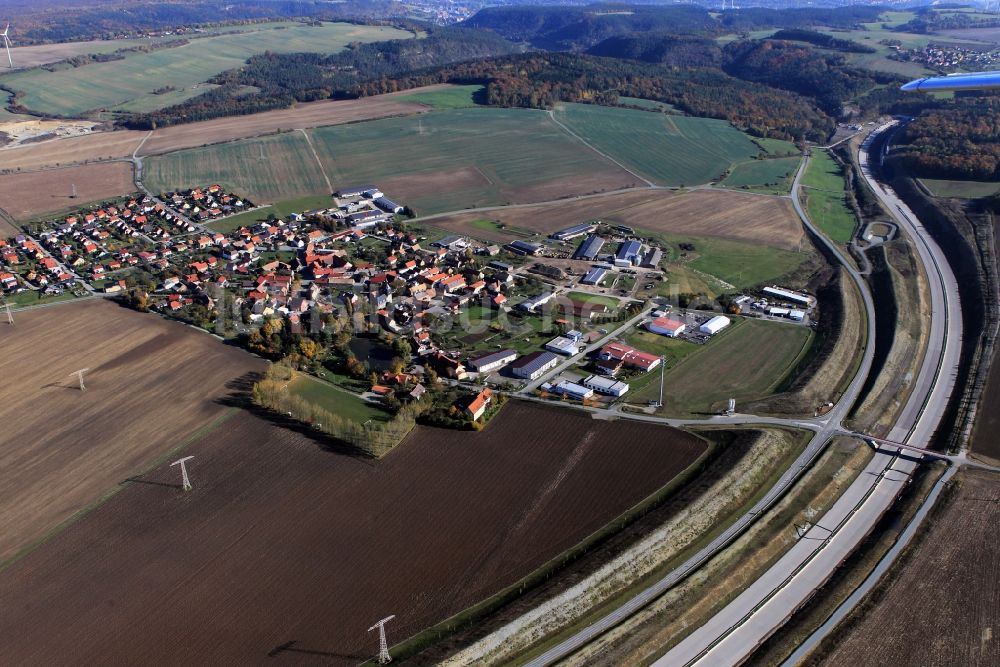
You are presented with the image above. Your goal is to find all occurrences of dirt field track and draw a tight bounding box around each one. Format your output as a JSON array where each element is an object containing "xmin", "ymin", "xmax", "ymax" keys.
[
  {"xmin": 0, "ymin": 162, "xmax": 137, "ymax": 220},
  {"xmin": 0, "ymin": 401, "xmax": 706, "ymax": 664},
  {"xmin": 816, "ymin": 468, "xmax": 1000, "ymax": 667},
  {"xmin": 0, "ymin": 85, "xmax": 447, "ymax": 172},
  {"xmin": 0, "ymin": 300, "xmax": 263, "ymax": 564},
  {"xmin": 429, "ymin": 188, "xmax": 805, "ymax": 251}
]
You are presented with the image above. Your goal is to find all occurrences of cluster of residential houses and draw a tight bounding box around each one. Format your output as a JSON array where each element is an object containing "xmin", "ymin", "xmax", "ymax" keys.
[
  {"xmin": 165, "ymin": 185, "xmax": 252, "ymax": 222},
  {"xmin": 0, "ymin": 236, "xmax": 77, "ymax": 295}
]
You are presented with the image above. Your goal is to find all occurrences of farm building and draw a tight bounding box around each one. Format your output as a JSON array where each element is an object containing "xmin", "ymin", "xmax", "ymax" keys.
[
  {"xmin": 648, "ymin": 317, "xmax": 686, "ymax": 337},
  {"xmin": 789, "ymin": 309, "xmax": 806, "ymax": 321},
  {"xmin": 615, "ymin": 240, "xmax": 643, "ymax": 267},
  {"xmin": 519, "ymin": 292, "xmax": 554, "ymax": 312},
  {"xmin": 464, "ymin": 387, "xmax": 494, "ymax": 420},
  {"xmin": 543, "ymin": 380, "xmax": 594, "ymax": 400},
  {"xmin": 700, "ymin": 315, "xmax": 731, "ymax": 335},
  {"xmin": 336, "ymin": 184, "xmax": 379, "ymax": 199},
  {"xmin": 507, "ymin": 240, "xmax": 542, "ymax": 256},
  {"xmin": 545, "ymin": 337, "xmax": 579, "ymax": 356},
  {"xmin": 510, "ymin": 351, "xmax": 560, "ymax": 380},
  {"xmin": 573, "ymin": 235, "xmax": 606, "ymax": 261},
  {"xmin": 468, "ymin": 349, "xmax": 517, "ymax": 373},
  {"xmin": 583, "ymin": 375, "xmax": 630, "ymax": 397},
  {"xmin": 581, "ymin": 266, "xmax": 609, "ymax": 285},
  {"xmin": 434, "ymin": 235, "xmax": 469, "ymax": 250},
  {"xmin": 641, "ymin": 247, "xmax": 663, "ymax": 269},
  {"xmin": 551, "ymin": 222, "xmax": 598, "ymax": 241},
  {"xmin": 768, "ymin": 307, "xmax": 790, "ymax": 318},
  {"xmin": 488, "ymin": 261, "xmax": 513, "ymax": 272},
  {"xmin": 374, "ymin": 197, "xmax": 404, "ymax": 214},
  {"xmin": 763, "ymin": 286, "xmax": 814, "ymax": 307}
]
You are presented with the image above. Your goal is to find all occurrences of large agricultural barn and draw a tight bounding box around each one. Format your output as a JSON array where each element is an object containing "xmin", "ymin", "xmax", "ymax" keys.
[
  {"xmin": 551, "ymin": 222, "xmax": 597, "ymax": 241},
  {"xmin": 574, "ymin": 234, "xmax": 606, "ymax": 261}
]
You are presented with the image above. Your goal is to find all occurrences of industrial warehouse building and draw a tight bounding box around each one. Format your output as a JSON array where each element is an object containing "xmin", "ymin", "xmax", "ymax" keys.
[
  {"xmin": 615, "ymin": 240, "xmax": 643, "ymax": 267},
  {"xmin": 583, "ymin": 375, "xmax": 630, "ymax": 397},
  {"xmin": 542, "ymin": 380, "xmax": 594, "ymax": 400},
  {"xmin": 507, "ymin": 240, "xmax": 542, "ymax": 256},
  {"xmin": 641, "ymin": 247, "xmax": 663, "ymax": 268},
  {"xmin": 374, "ymin": 197, "xmax": 404, "ymax": 214},
  {"xmin": 551, "ymin": 223, "xmax": 598, "ymax": 241},
  {"xmin": 468, "ymin": 349, "xmax": 518, "ymax": 373},
  {"xmin": 700, "ymin": 315, "xmax": 731, "ymax": 335},
  {"xmin": 581, "ymin": 265, "xmax": 609, "ymax": 285},
  {"xmin": 596, "ymin": 342, "xmax": 661, "ymax": 375},
  {"xmin": 763, "ymin": 286, "xmax": 814, "ymax": 307},
  {"xmin": 648, "ymin": 317, "xmax": 686, "ymax": 337},
  {"xmin": 573, "ymin": 234, "xmax": 606, "ymax": 261},
  {"xmin": 546, "ymin": 336, "xmax": 579, "ymax": 356},
  {"xmin": 510, "ymin": 351, "xmax": 560, "ymax": 380},
  {"xmin": 519, "ymin": 292, "xmax": 555, "ymax": 312}
]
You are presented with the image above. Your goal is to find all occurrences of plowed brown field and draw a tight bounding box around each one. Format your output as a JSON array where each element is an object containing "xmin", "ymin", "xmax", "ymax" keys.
[
  {"xmin": 0, "ymin": 162, "xmax": 136, "ymax": 219},
  {"xmin": 816, "ymin": 468, "xmax": 1000, "ymax": 667},
  {"xmin": 429, "ymin": 188, "xmax": 804, "ymax": 250},
  {"xmin": 0, "ymin": 300, "xmax": 263, "ymax": 564},
  {"xmin": 0, "ymin": 401, "xmax": 706, "ymax": 665}
]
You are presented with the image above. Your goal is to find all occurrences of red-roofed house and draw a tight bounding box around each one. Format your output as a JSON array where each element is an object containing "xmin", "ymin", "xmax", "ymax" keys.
[{"xmin": 464, "ymin": 388, "xmax": 494, "ymax": 420}]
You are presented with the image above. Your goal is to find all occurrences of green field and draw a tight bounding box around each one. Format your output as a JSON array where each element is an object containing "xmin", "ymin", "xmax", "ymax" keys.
[
  {"xmin": 649, "ymin": 232, "xmax": 811, "ymax": 291},
  {"xmin": 625, "ymin": 328, "xmax": 699, "ymax": 367},
  {"xmin": 552, "ymin": 103, "xmax": 762, "ymax": 186},
  {"xmin": 566, "ymin": 291, "xmax": 620, "ymax": 309},
  {"xmin": 288, "ymin": 374, "xmax": 390, "ymax": 424},
  {"xmin": 921, "ymin": 178, "xmax": 1000, "ymax": 199},
  {"xmin": 144, "ymin": 131, "xmax": 329, "ymax": 202},
  {"xmin": 720, "ymin": 156, "xmax": 801, "ymax": 194},
  {"xmin": 802, "ymin": 151, "xmax": 857, "ymax": 244},
  {"xmin": 1, "ymin": 23, "xmax": 412, "ymax": 116},
  {"xmin": 150, "ymin": 106, "xmax": 633, "ymax": 216},
  {"xmin": 397, "ymin": 85, "xmax": 484, "ymax": 109},
  {"xmin": 618, "ymin": 97, "xmax": 681, "ymax": 113},
  {"xmin": 751, "ymin": 137, "xmax": 799, "ymax": 157},
  {"xmin": 6, "ymin": 290, "xmax": 78, "ymax": 308},
  {"xmin": 629, "ymin": 318, "xmax": 813, "ymax": 416},
  {"xmin": 206, "ymin": 194, "xmax": 338, "ymax": 232},
  {"xmin": 308, "ymin": 107, "xmax": 630, "ymax": 215}
]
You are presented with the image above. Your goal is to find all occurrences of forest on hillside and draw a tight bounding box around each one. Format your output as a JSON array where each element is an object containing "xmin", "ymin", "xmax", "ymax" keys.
[{"xmin": 890, "ymin": 95, "xmax": 1000, "ymax": 181}]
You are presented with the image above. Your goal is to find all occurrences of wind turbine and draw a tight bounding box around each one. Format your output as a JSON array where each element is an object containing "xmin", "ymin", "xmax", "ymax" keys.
[{"xmin": 2, "ymin": 25, "xmax": 12, "ymax": 69}]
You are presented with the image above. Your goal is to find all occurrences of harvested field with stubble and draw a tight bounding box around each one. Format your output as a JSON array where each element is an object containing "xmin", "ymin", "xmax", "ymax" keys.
[
  {"xmin": 0, "ymin": 130, "xmax": 146, "ymax": 171},
  {"xmin": 0, "ymin": 401, "xmax": 707, "ymax": 665},
  {"xmin": 814, "ymin": 468, "xmax": 1000, "ymax": 667},
  {"xmin": 137, "ymin": 90, "xmax": 435, "ymax": 155},
  {"xmin": 0, "ymin": 86, "xmax": 445, "ymax": 172},
  {"xmin": 429, "ymin": 189, "xmax": 806, "ymax": 251},
  {"xmin": 0, "ymin": 300, "xmax": 264, "ymax": 565},
  {"xmin": 0, "ymin": 162, "xmax": 136, "ymax": 220},
  {"xmin": 143, "ymin": 131, "xmax": 329, "ymax": 201}
]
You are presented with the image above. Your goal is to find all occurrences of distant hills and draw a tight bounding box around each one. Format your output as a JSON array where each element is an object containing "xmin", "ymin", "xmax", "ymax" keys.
[{"xmin": 460, "ymin": 4, "xmax": 885, "ymax": 51}]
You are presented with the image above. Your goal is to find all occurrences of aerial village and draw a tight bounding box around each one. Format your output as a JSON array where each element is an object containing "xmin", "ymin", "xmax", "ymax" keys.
[{"xmin": 0, "ymin": 182, "xmax": 818, "ymax": 434}]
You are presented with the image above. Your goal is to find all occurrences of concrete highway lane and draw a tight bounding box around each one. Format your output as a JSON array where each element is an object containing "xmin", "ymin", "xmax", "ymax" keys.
[{"xmin": 655, "ymin": 121, "xmax": 963, "ymax": 667}]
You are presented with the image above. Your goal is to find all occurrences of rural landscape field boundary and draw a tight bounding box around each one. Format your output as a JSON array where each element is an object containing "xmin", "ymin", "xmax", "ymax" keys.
[
  {"xmin": 377, "ymin": 418, "xmax": 720, "ymax": 664},
  {"xmin": 0, "ymin": 406, "xmax": 241, "ymax": 573}
]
